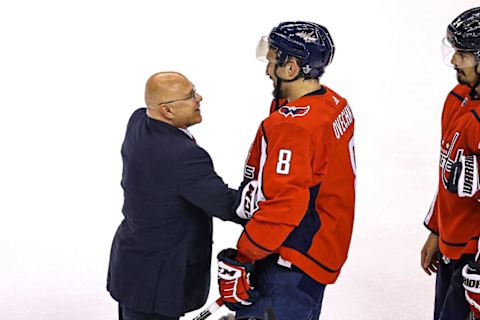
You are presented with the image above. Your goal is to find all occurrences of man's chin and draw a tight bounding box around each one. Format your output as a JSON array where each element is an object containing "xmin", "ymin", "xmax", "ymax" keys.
[
  {"xmin": 271, "ymin": 90, "xmax": 286, "ymax": 99},
  {"xmin": 457, "ymin": 74, "xmax": 467, "ymax": 85}
]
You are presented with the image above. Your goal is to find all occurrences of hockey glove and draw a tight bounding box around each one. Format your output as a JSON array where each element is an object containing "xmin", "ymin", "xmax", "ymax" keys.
[
  {"xmin": 462, "ymin": 261, "xmax": 480, "ymax": 318},
  {"xmin": 235, "ymin": 180, "xmax": 260, "ymax": 220},
  {"xmin": 217, "ymin": 248, "xmax": 258, "ymax": 311},
  {"xmin": 447, "ymin": 155, "xmax": 479, "ymax": 197}
]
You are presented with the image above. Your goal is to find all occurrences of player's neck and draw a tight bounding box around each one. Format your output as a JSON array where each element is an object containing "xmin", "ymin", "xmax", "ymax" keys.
[{"xmin": 285, "ymin": 80, "xmax": 322, "ymax": 102}]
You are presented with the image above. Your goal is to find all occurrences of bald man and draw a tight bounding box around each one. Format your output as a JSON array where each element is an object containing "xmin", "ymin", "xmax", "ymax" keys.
[{"xmin": 107, "ymin": 72, "xmax": 243, "ymax": 320}]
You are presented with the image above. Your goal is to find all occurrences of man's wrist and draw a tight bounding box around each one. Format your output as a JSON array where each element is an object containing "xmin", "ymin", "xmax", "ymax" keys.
[{"xmin": 236, "ymin": 251, "xmax": 252, "ymax": 263}]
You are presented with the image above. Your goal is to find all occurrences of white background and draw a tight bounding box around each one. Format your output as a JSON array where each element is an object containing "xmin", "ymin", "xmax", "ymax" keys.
[{"xmin": 1, "ymin": 0, "xmax": 478, "ymax": 319}]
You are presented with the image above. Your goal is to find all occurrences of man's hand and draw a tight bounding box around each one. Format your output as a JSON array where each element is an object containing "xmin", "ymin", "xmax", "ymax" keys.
[
  {"xmin": 462, "ymin": 261, "xmax": 480, "ymax": 318},
  {"xmin": 421, "ymin": 233, "xmax": 440, "ymax": 275},
  {"xmin": 447, "ymin": 155, "xmax": 479, "ymax": 197},
  {"xmin": 235, "ymin": 180, "xmax": 260, "ymax": 219},
  {"xmin": 217, "ymin": 248, "xmax": 257, "ymax": 311}
]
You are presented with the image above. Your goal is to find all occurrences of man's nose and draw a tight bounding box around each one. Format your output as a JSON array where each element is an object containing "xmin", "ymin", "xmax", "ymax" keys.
[{"xmin": 451, "ymin": 51, "xmax": 461, "ymax": 67}]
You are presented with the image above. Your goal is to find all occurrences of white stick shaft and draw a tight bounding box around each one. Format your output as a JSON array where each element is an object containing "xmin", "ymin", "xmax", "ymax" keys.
[{"xmin": 192, "ymin": 298, "xmax": 223, "ymax": 320}]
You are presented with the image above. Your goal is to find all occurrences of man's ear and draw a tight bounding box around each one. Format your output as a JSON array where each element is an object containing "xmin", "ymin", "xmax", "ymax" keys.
[
  {"xmin": 287, "ymin": 58, "xmax": 301, "ymax": 79},
  {"xmin": 159, "ymin": 104, "xmax": 175, "ymax": 120}
]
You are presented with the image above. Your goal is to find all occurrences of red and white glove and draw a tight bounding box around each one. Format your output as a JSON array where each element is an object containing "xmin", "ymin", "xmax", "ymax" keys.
[
  {"xmin": 217, "ymin": 248, "xmax": 258, "ymax": 311},
  {"xmin": 463, "ymin": 260, "xmax": 480, "ymax": 318}
]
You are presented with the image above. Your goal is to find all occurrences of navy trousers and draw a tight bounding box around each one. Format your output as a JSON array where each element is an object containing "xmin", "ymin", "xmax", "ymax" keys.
[
  {"xmin": 235, "ymin": 255, "xmax": 326, "ymax": 320},
  {"xmin": 434, "ymin": 253, "xmax": 474, "ymax": 320},
  {"xmin": 119, "ymin": 304, "xmax": 179, "ymax": 320}
]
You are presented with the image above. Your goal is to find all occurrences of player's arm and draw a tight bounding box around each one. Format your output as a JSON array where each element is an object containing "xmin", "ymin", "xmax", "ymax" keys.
[
  {"xmin": 233, "ymin": 127, "xmax": 264, "ymax": 220},
  {"xmin": 237, "ymin": 123, "xmax": 322, "ymax": 261},
  {"xmin": 446, "ymin": 154, "xmax": 480, "ymax": 197},
  {"xmin": 420, "ymin": 232, "xmax": 439, "ymax": 276},
  {"xmin": 446, "ymin": 117, "xmax": 480, "ymax": 198},
  {"xmin": 424, "ymin": 191, "xmax": 439, "ymax": 234},
  {"xmin": 421, "ymin": 189, "xmax": 440, "ymax": 275}
]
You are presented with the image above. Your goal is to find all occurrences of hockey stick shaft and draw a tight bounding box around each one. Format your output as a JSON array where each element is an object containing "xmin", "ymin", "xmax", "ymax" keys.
[{"xmin": 192, "ymin": 298, "xmax": 224, "ymax": 320}]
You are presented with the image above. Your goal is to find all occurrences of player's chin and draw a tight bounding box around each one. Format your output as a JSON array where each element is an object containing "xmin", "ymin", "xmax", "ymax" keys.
[{"xmin": 456, "ymin": 73, "xmax": 467, "ymax": 84}]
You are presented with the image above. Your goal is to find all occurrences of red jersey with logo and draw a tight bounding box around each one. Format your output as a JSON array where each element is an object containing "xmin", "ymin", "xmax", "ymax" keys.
[
  {"xmin": 236, "ymin": 86, "xmax": 356, "ymax": 284},
  {"xmin": 424, "ymin": 84, "xmax": 480, "ymax": 259}
]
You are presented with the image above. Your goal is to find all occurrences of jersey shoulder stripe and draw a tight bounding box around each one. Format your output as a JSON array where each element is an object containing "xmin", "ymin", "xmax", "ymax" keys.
[
  {"xmin": 471, "ymin": 109, "xmax": 480, "ymax": 124},
  {"xmin": 261, "ymin": 121, "xmax": 268, "ymax": 144},
  {"xmin": 449, "ymin": 90, "xmax": 464, "ymax": 102}
]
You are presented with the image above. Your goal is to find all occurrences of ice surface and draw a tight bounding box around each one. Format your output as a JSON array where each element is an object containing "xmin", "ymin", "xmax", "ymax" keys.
[{"xmin": 0, "ymin": 0, "xmax": 478, "ymax": 319}]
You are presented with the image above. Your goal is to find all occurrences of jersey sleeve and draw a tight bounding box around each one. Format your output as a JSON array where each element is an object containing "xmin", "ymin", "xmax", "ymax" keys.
[
  {"xmin": 466, "ymin": 112, "xmax": 480, "ymax": 200},
  {"xmin": 474, "ymin": 116, "xmax": 480, "ymax": 200},
  {"xmin": 424, "ymin": 190, "xmax": 439, "ymax": 234},
  {"xmin": 476, "ymin": 118, "xmax": 480, "ymax": 258},
  {"xmin": 237, "ymin": 123, "xmax": 331, "ymax": 261}
]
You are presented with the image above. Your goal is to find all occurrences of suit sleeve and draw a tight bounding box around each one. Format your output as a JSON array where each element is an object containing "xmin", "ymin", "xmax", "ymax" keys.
[
  {"xmin": 237, "ymin": 123, "xmax": 325, "ymax": 261},
  {"xmin": 178, "ymin": 146, "xmax": 242, "ymax": 224}
]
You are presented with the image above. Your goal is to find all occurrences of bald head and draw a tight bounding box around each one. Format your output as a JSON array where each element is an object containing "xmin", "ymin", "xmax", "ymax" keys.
[
  {"xmin": 145, "ymin": 72, "xmax": 191, "ymax": 108},
  {"xmin": 144, "ymin": 71, "xmax": 203, "ymax": 128}
]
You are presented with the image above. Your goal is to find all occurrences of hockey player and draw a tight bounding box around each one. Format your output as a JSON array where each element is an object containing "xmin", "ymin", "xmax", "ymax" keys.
[
  {"xmin": 216, "ymin": 22, "xmax": 356, "ymax": 319},
  {"xmin": 421, "ymin": 7, "xmax": 480, "ymax": 320}
]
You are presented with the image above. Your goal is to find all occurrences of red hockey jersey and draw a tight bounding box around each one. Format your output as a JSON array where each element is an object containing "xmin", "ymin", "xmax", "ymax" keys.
[
  {"xmin": 236, "ymin": 86, "xmax": 356, "ymax": 284},
  {"xmin": 424, "ymin": 84, "xmax": 480, "ymax": 259}
]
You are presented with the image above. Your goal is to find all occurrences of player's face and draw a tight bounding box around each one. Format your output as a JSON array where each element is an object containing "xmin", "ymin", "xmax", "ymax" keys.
[
  {"xmin": 168, "ymin": 82, "xmax": 203, "ymax": 128},
  {"xmin": 265, "ymin": 47, "xmax": 278, "ymax": 84},
  {"xmin": 451, "ymin": 51, "xmax": 479, "ymax": 86},
  {"xmin": 265, "ymin": 47, "xmax": 288, "ymax": 98}
]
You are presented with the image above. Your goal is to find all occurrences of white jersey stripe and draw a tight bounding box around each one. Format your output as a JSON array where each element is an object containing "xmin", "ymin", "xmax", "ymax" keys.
[
  {"xmin": 424, "ymin": 188, "xmax": 438, "ymax": 225},
  {"xmin": 257, "ymin": 136, "xmax": 267, "ymax": 202}
]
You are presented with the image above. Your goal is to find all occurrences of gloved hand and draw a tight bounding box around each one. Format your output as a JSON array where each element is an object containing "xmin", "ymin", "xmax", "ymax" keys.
[
  {"xmin": 462, "ymin": 260, "xmax": 480, "ymax": 318},
  {"xmin": 235, "ymin": 180, "xmax": 260, "ymax": 219},
  {"xmin": 447, "ymin": 155, "xmax": 479, "ymax": 197},
  {"xmin": 217, "ymin": 248, "xmax": 258, "ymax": 311}
]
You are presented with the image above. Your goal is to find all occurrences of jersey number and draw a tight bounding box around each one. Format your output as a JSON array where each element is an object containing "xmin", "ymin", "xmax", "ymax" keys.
[
  {"xmin": 276, "ymin": 149, "xmax": 292, "ymax": 175},
  {"xmin": 275, "ymin": 140, "xmax": 356, "ymax": 177}
]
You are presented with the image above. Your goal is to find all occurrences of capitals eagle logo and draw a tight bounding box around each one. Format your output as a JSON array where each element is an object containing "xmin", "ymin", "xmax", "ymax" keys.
[{"xmin": 278, "ymin": 105, "xmax": 310, "ymax": 117}]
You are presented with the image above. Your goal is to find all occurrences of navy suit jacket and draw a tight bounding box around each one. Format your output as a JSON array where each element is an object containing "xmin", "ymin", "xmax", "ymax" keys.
[{"xmin": 107, "ymin": 108, "xmax": 240, "ymax": 316}]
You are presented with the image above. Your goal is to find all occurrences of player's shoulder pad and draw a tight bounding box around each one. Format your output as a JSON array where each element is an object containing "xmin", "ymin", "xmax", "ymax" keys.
[
  {"xmin": 448, "ymin": 84, "xmax": 469, "ymax": 102},
  {"xmin": 322, "ymin": 85, "xmax": 348, "ymax": 106},
  {"xmin": 471, "ymin": 109, "xmax": 480, "ymax": 124},
  {"xmin": 277, "ymin": 104, "xmax": 311, "ymax": 118}
]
